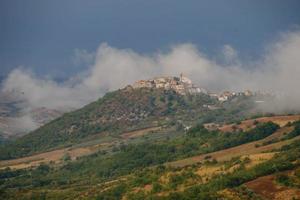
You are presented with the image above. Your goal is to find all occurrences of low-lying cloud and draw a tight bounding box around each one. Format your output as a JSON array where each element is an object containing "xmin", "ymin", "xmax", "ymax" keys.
[{"xmin": 2, "ymin": 30, "xmax": 300, "ymax": 117}]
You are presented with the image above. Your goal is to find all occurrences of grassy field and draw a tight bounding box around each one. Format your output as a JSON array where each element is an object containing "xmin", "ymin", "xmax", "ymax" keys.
[
  {"xmin": 0, "ymin": 126, "xmax": 164, "ymax": 169},
  {"xmin": 1, "ymin": 115, "xmax": 298, "ymax": 170},
  {"xmin": 2, "ymin": 115, "xmax": 300, "ymax": 199},
  {"xmin": 167, "ymin": 126, "xmax": 299, "ymax": 168},
  {"xmin": 218, "ymin": 115, "xmax": 300, "ymax": 132}
]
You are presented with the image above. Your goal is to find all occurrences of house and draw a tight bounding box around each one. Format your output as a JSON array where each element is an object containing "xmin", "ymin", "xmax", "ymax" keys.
[{"xmin": 131, "ymin": 74, "xmax": 205, "ymax": 96}]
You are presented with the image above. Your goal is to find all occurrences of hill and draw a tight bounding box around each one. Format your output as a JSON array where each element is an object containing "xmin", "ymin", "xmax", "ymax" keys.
[
  {"xmin": 0, "ymin": 91, "xmax": 63, "ymax": 139},
  {"xmin": 0, "ymin": 77, "xmax": 271, "ymax": 160},
  {"xmin": 0, "ymin": 86, "xmax": 217, "ymax": 159},
  {"xmin": 1, "ymin": 73, "xmax": 277, "ymax": 160}
]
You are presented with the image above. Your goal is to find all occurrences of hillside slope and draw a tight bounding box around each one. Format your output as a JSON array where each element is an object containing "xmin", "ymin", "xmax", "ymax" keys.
[
  {"xmin": 0, "ymin": 87, "xmax": 219, "ymax": 159},
  {"xmin": 1, "ymin": 118, "xmax": 300, "ymax": 200}
]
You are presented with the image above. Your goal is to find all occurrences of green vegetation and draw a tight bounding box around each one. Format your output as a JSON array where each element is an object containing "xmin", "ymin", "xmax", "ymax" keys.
[
  {"xmin": 0, "ymin": 122, "xmax": 282, "ymax": 199},
  {"xmin": 187, "ymin": 122, "xmax": 279, "ymax": 152},
  {"xmin": 0, "ymin": 86, "xmax": 296, "ymax": 199},
  {"xmin": 284, "ymin": 120, "xmax": 300, "ymax": 139},
  {"xmin": 276, "ymin": 173, "xmax": 293, "ymax": 186},
  {"xmin": 0, "ymin": 87, "xmax": 263, "ymax": 160},
  {"xmin": 0, "ymin": 88, "xmax": 216, "ymax": 159},
  {"xmin": 275, "ymin": 163, "xmax": 300, "ymax": 188},
  {"xmin": 95, "ymin": 139, "xmax": 300, "ymax": 200}
]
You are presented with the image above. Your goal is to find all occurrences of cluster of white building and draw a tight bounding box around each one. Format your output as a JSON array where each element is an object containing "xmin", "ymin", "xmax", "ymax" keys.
[
  {"xmin": 132, "ymin": 74, "xmax": 269, "ymax": 102},
  {"xmin": 132, "ymin": 74, "xmax": 207, "ymax": 95},
  {"xmin": 209, "ymin": 90, "xmax": 267, "ymax": 102}
]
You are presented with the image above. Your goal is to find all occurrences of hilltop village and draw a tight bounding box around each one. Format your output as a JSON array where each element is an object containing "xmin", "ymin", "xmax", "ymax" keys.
[
  {"xmin": 131, "ymin": 74, "xmax": 264, "ymax": 102},
  {"xmin": 132, "ymin": 74, "xmax": 207, "ymax": 95}
]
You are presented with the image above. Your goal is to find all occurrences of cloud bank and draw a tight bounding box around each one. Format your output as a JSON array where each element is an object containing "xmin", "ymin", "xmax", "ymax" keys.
[{"xmin": 2, "ymin": 30, "xmax": 300, "ymax": 116}]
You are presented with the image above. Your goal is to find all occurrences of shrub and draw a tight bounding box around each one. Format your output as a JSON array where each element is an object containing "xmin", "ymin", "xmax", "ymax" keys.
[{"xmin": 276, "ymin": 174, "xmax": 293, "ymax": 187}]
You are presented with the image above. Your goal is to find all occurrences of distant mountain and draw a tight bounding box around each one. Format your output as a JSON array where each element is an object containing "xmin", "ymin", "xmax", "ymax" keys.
[{"xmin": 0, "ymin": 91, "xmax": 63, "ymax": 139}]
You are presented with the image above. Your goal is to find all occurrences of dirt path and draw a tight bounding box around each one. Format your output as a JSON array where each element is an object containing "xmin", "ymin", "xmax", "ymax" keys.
[{"xmin": 120, "ymin": 126, "xmax": 161, "ymax": 139}]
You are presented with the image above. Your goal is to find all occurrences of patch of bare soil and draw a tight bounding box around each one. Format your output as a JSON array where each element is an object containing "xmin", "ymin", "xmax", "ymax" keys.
[
  {"xmin": 0, "ymin": 146, "xmax": 95, "ymax": 169},
  {"xmin": 245, "ymin": 175, "xmax": 300, "ymax": 200}
]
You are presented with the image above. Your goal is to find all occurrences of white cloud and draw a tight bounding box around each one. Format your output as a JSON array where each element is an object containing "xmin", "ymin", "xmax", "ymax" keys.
[
  {"xmin": 8, "ymin": 115, "xmax": 38, "ymax": 134},
  {"xmin": 222, "ymin": 44, "xmax": 238, "ymax": 64},
  {"xmin": 2, "ymin": 30, "xmax": 300, "ymax": 114},
  {"xmin": 72, "ymin": 48, "xmax": 95, "ymax": 66}
]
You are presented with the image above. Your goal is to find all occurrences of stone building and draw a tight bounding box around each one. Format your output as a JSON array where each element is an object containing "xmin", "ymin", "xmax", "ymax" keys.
[{"xmin": 132, "ymin": 74, "xmax": 206, "ymax": 95}]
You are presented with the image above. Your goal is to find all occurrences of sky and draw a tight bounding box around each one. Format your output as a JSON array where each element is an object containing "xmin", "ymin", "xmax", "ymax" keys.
[
  {"xmin": 1, "ymin": 1, "xmax": 300, "ymax": 133},
  {"xmin": 1, "ymin": 0, "xmax": 300, "ymax": 78}
]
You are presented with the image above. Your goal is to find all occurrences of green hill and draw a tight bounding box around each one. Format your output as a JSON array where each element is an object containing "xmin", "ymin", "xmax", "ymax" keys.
[
  {"xmin": 0, "ymin": 87, "xmax": 217, "ymax": 159},
  {"xmin": 1, "ymin": 85, "xmax": 300, "ymax": 200},
  {"xmin": 0, "ymin": 86, "xmax": 261, "ymax": 160}
]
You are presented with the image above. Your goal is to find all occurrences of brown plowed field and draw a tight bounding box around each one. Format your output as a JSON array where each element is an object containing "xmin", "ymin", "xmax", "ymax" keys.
[{"xmin": 245, "ymin": 174, "xmax": 300, "ymax": 200}]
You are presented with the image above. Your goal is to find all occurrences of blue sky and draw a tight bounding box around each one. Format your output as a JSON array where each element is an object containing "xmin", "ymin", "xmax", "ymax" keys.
[{"xmin": 1, "ymin": 0, "xmax": 300, "ymax": 78}]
